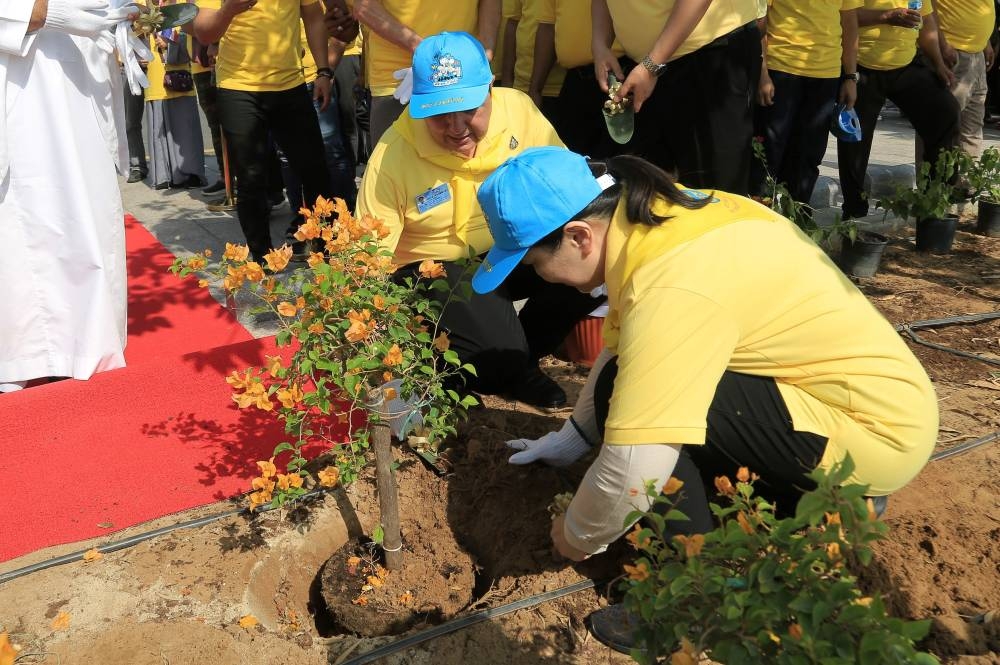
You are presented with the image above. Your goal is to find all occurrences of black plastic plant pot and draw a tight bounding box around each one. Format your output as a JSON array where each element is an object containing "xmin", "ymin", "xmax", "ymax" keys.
[
  {"xmin": 915, "ymin": 215, "xmax": 958, "ymax": 254},
  {"xmin": 839, "ymin": 231, "xmax": 889, "ymax": 278},
  {"xmin": 977, "ymin": 199, "xmax": 1000, "ymax": 238}
]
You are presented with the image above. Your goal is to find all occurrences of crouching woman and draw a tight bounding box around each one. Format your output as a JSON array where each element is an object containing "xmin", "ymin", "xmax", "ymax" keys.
[{"xmin": 473, "ymin": 147, "xmax": 937, "ymax": 645}]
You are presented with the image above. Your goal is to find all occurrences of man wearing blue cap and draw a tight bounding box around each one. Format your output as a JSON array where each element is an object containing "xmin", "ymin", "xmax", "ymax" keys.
[
  {"xmin": 357, "ymin": 31, "xmax": 601, "ymax": 407},
  {"xmin": 474, "ymin": 146, "xmax": 937, "ymax": 653}
]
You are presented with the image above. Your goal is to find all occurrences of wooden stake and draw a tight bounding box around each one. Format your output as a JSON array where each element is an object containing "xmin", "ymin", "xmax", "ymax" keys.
[{"xmin": 371, "ymin": 422, "xmax": 403, "ymax": 570}]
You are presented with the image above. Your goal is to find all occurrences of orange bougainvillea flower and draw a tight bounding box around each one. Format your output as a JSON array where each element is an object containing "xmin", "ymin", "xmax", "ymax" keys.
[
  {"xmin": 243, "ymin": 261, "xmax": 265, "ymax": 283},
  {"xmin": 318, "ymin": 466, "xmax": 340, "ymax": 488},
  {"xmin": 737, "ymin": 511, "xmax": 754, "ymax": 535},
  {"xmin": 276, "ymin": 383, "xmax": 304, "ymax": 408},
  {"xmin": 252, "ymin": 476, "xmax": 276, "ymax": 494},
  {"xmin": 418, "ymin": 259, "xmax": 446, "ymax": 279},
  {"xmin": 307, "ymin": 252, "xmax": 326, "ymax": 268},
  {"xmin": 662, "ymin": 476, "xmax": 684, "ymax": 495},
  {"xmin": 257, "ymin": 459, "xmax": 277, "ymax": 479},
  {"xmin": 372, "ymin": 294, "xmax": 386, "ymax": 310},
  {"xmin": 248, "ymin": 490, "xmax": 270, "ymax": 511},
  {"xmin": 383, "ymin": 344, "xmax": 404, "ymax": 366},
  {"xmin": 223, "ymin": 243, "xmax": 250, "ymax": 262},
  {"xmin": 623, "ymin": 561, "xmax": 650, "ymax": 582},
  {"xmin": 673, "ymin": 533, "xmax": 705, "ymax": 558},
  {"xmin": 277, "ymin": 301, "xmax": 298, "ymax": 317},
  {"xmin": 265, "ymin": 355, "xmax": 283, "ymax": 377},
  {"xmin": 0, "ymin": 631, "xmax": 19, "ymax": 665},
  {"xmin": 294, "ymin": 218, "xmax": 321, "ymax": 241},
  {"xmin": 383, "ymin": 371, "xmax": 393, "ymax": 383},
  {"xmin": 625, "ymin": 525, "xmax": 650, "ymax": 550},
  {"xmin": 433, "ymin": 332, "xmax": 450, "ymax": 353},
  {"xmin": 264, "ymin": 245, "xmax": 293, "ymax": 273},
  {"xmin": 276, "ymin": 473, "xmax": 304, "ymax": 491},
  {"xmin": 308, "ymin": 321, "xmax": 325, "ymax": 334},
  {"xmin": 788, "ymin": 623, "xmax": 804, "ymax": 640},
  {"xmin": 826, "ymin": 542, "xmax": 841, "ymax": 561},
  {"xmin": 345, "ymin": 309, "xmax": 373, "ymax": 343},
  {"xmin": 313, "ymin": 195, "xmax": 336, "ymax": 218},
  {"xmin": 670, "ymin": 639, "xmax": 698, "ymax": 665},
  {"xmin": 714, "ymin": 476, "xmax": 736, "ymax": 496},
  {"xmin": 736, "ymin": 466, "xmax": 751, "ymax": 483},
  {"xmin": 383, "ymin": 386, "xmax": 398, "ymax": 401},
  {"xmin": 186, "ymin": 255, "xmax": 207, "ymax": 271}
]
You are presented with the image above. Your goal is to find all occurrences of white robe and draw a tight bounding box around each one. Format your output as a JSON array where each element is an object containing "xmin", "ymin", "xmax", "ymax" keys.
[{"xmin": 0, "ymin": 5, "xmax": 128, "ymax": 383}]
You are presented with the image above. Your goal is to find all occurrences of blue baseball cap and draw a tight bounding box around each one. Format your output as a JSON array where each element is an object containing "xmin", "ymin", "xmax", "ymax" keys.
[
  {"xmin": 473, "ymin": 147, "xmax": 613, "ymax": 294},
  {"xmin": 831, "ymin": 103, "xmax": 862, "ymax": 142},
  {"xmin": 410, "ymin": 32, "xmax": 493, "ymax": 119}
]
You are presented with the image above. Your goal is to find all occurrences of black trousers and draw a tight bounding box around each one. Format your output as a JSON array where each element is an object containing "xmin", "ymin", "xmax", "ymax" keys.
[
  {"xmin": 194, "ymin": 70, "xmax": 224, "ymax": 178},
  {"xmin": 629, "ymin": 21, "xmax": 760, "ymax": 194},
  {"xmin": 393, "ymin": 260, "xmax": 602, "ymax": 395},
  {"xmin": 556, "ymin": 63, "xmax": 640, "ymax": 159},
  {"xmin": 334, "ymin": 54, "xmax": 363, "ymax": 166},
  {"xmin": 838, "ymin": 58, "xmax": 960, "ymax": 218},
  {"xmin": 593, "ymin": 361, "xmax": 828, "ymax": 534},
  {"xmin": 123, "ymin": 72, "xmax": 146, "ymax": 171},
  {"xmin": 752, "ymin": 71, "xmax": 840, "ymax": 203},
  {"xmin": 217, "ymin": 85, "xmax": 332, "ymax": 260}
]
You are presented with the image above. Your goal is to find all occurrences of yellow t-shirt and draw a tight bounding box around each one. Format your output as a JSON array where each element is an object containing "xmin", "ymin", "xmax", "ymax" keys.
[
  {"xmin": 510, "ymin": 0, "xmax": 564, "ymax": 96},
  {"xmin": 197, "ymin": 0, "xmax": 316, "ymax": 91},
  {"xmin": 765, "ymin": 0, "xmax": 864, "ymax": 78},
  {"xmin": 144, "ymin": 34, "xmax": 197, "ymax": 102},
  {"xmin": 606, "ymin": 0, "xmax": 758, "ymax": 62},
  {"xmin": 858, "ymin": 0, "xmax": 933, "ymax": 70},
  {"xmin": 365, "ymin": 0, "xmax": 479, "ymax": 97},
  {"xmin": 936, "ymin": 0, "xmax": 995, "ymax": 53},
  {"xmin": 356, "ymin": 88, "xmax": 564, "ymax": 265},
  {"xmin": 298, "ymin": 23, "xmax": 317, "ymax": 83},
  {"xmin": 601, "ymin": 192, "xmax": 938, "ymax": 495},
  {"xmin": 344, "ymin": 33, "xmax": 363, "ymax": 58},
  {"xmin": 551, "ymin": 0, "xmax": 624, "ymax": 69}
]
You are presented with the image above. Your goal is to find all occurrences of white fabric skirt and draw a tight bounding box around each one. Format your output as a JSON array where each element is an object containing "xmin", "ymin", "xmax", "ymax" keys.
[{"xmin": 0, "ymin": 31, "xmax": 127, "ymax": 382}]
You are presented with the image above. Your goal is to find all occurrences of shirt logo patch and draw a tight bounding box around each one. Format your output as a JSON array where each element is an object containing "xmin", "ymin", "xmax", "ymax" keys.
[
  {"xmin": 681, "ymin": 188, "xmax": 719, "ymax": 203},
  {"xmin": 430, "ymin": 53, "xmax": 462, "ymax": 87},
  {"xmin": 416, "ymin": 183, "xmax": 452, "ymax": 214},
  {"xmin": 509, "ymin": 136, "xmax": 519, "ymax": 150}
]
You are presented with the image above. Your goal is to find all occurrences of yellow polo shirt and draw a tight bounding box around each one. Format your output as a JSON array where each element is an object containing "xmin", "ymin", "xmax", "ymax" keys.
[
  {"xmin": 601, "ymin": 191, "xmax": 937, "ymax": 495},
  {"xmin": 766, "ymin": 0, "xmax": 864, "ymax": 78},
  {"xmin": 551, "ymin": 0, "xmax": 624, "ymax": 69},
  {"xmin": 606, "ymin": 0, "xmax": 758, "ymax": 62},
  {"xmin": 858, "ymin": 0, "xmax": 934, "ymax": 70},
  {"xmin": 936, "ymin": 0, "xmax": 995, "ymax": 53},
  {"xmin": 198, "ymin": 0, "xmax": 316, "ymax": 91},
  {"xmin": 364, "ymin": 0, "xmax": 479, "ymax": 97},
  {"xmin": 356, "ymin": 88, "xmax": 563, "ymax": 265},
  {"xmin": 508, "ymin": 0, "xmax": 565, "ymax": 97}
]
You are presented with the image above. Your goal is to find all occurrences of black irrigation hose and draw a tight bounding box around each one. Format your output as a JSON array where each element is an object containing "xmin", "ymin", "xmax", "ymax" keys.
[
  {"xmin": 338, "ymin": 579, "xmax": 597, "ymax": 665},
  {"xmin": 930, "ymin": 430, "xmax": 1000, "ymax": 462},
  {"xmin": 894, "ymin": 311, "xmax": 1000, "ymax": 368},
  {"xmin": 0, "ymin": 488, "xmax": 332, "ymax": 586}
]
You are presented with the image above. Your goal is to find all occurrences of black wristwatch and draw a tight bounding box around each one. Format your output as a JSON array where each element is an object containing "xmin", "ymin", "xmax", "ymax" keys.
[
  {"xmin": 842, "ymin": 72, "xmax": 860, "ymax": 82},
  {"xmin": 640, "ymin": 55, "xmax": 668, "ymax": 77}
]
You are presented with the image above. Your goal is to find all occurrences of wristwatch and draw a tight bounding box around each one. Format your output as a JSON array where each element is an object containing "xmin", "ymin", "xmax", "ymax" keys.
[
  {"xmin": 639, "ymin": 55, "xmax": 668, "ymax": 77},
  {"xmin": 842, "ymin": 72, "xmax": 860, "ymax": 82}
]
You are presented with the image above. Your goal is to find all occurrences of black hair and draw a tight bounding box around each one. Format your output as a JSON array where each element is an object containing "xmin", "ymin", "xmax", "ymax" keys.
[{"xmin": 534, "ymin": 155, "xmax": 711, "ymax": 251}]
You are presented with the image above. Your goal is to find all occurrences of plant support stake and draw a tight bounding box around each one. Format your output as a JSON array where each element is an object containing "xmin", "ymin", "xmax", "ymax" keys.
[{"xmin": 371, "ymin": 421, "xmax": 403, "ymax": 570}]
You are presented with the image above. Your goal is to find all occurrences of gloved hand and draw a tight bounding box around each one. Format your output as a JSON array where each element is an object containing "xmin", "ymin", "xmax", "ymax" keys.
[
  {"xmin": 45, "ymin": 0, "xmax": 134, "ymax": 38},
  {"xmin": 507, "ymin": 418, "xmax": 593, "ymax": 466},
  {"xmin": 392, "ymin": 67, "xmax": 414, "ymax": 104}
]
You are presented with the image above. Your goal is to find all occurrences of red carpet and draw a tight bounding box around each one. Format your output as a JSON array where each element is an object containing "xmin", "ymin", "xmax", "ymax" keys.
[{"xmin": 0, "ymin": 216, "xmax": 346, "ymax": 564}]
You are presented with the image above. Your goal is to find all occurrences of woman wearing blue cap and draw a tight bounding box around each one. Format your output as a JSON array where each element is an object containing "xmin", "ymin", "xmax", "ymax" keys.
[
  {"xmin": 358, "ymin": 31, "xmax": 601, "ymax": 408},
  {"xmin": 474, "ymin": 146, "xmax": 937, "ymax": 651}
]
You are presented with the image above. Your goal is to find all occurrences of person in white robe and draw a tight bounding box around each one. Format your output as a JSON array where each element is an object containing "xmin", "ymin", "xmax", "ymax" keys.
[{"xmin": 0, "ymin": 0, "xmax": 135, "ymax": 392}]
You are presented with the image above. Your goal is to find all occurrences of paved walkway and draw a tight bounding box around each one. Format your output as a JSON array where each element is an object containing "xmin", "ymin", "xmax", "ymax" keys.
[{"xmin": 121, "ymin": 114, "xmax": 1000, "ymax": 336}]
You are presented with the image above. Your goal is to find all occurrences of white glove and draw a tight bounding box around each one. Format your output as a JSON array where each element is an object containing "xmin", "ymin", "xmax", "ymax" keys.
[
  {"xmin": 45, "ymin": 0, "xmax": 134, "ymax": 38},
  {"xmin": 392, "ymin": 67, "xmax": 414, "ymax": 104},
  {"xmin": 507, "ymin": 418, "xmax": 593, "ymax": 466}
]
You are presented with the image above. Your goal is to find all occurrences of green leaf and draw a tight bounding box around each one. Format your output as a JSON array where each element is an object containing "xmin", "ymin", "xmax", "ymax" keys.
[
  {"xmin": 372, "ymin": 524, "xmax": 384, "ymax": 545},
  {"xmin": 461, "ymin": 363, "xmax": 478, "ymax": 376},
  {"xmin": 272, "ymin": 442, "xmax": 293, "ymax": 455}
]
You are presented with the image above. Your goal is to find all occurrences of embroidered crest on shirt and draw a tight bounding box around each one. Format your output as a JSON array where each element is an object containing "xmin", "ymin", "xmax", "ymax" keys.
[
  {"xmin": 430, "ymin": 53, "xmax": 463, "ymax": 87},
  {"xmin": 509, "ymin": 136, "xmax": 519, "ymax": 150}
]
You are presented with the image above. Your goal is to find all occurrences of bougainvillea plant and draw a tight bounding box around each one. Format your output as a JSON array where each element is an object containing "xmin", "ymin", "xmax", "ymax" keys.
[
  {"xmin": 170, "ymin": 197, "xmax": 478, "ymax": 553},
  {"xmin": 620, "ymin": 456, "xmax": 938, "ymax": 665}
]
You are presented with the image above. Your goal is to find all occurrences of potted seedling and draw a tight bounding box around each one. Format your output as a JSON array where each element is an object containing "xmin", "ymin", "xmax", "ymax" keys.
[
  {"xmin": 752, "ymin": 139, "xmax": 888, "ymax": 276},
  {"xmin": 879, "ymin": 149, "xmax": 965, "ymax": 254},
  {"xmin": 967, "ymin": 146, "xmax": 1000, "ymax": 237}
]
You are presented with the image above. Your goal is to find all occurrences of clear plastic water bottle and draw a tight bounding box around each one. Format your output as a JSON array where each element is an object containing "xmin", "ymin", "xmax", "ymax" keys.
[{"xmin": 907, "ymin": 0, "xmax": 922, "ymax": 30}]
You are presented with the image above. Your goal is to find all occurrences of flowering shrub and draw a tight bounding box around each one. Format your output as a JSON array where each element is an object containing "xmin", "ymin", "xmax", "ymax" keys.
[
  {"xmin": 620, "ymin": 457, "xmax": 938, "ymax": 665},
  {"xmin": 170, "ymin": 197, "xmax": 478, "ymax": 512}
]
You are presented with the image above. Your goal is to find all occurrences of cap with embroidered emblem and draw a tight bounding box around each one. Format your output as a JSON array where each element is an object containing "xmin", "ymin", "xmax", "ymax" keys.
[
  {"xmin": 474, "ymin": 147, "xmax": 615, "ymax": 294},
  {"xmin": 410, "ymin": 32, "xmax": 494, "ymax": 119}
]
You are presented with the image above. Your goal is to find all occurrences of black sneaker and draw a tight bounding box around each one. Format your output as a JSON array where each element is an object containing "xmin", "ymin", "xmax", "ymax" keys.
[
  {"xmin": 508, "ymin": 366, "xmax": 567, "ymax": 408},
  {"xmin": 126, "ymin": 167, "xmax": 147, "ymax": 183},
  {"xmin": 172, "ymin": 174, "xmax": 205, "ymax": 189},
  {"xmin": 201, "ymin": 180, "xmax": 226, "ymax": 196},
  {"xmin": 586, "ymin": 604, "xmax": 646, "ymax": 656}
]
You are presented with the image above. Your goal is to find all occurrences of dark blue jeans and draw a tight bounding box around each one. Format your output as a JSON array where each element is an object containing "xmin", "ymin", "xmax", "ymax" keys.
[
  {"xmin": 279, "ymin": 81, "xmax": 357, "ymax": 214},
  {"xmin": 752, "ymin": 70, "xmax": 840, "ymax": 204}
]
